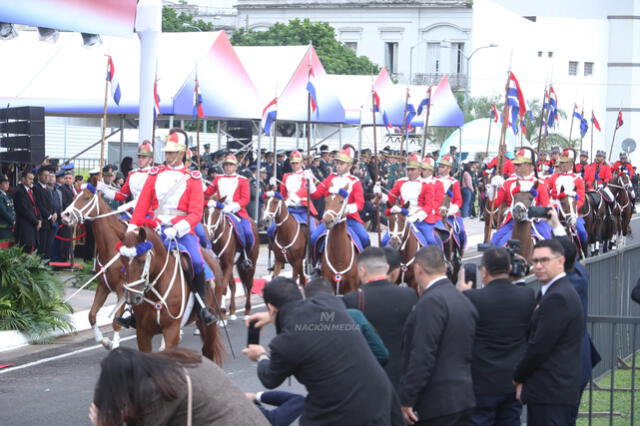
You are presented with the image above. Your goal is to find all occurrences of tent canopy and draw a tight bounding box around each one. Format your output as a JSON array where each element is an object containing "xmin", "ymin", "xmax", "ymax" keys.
[{"xmin": 440, "ymin": 118, "xmax": 528, "ymax": 158}]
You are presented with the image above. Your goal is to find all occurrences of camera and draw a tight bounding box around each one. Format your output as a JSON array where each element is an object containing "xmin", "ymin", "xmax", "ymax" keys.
[
  {"xmin": 477, "ymin": 239, "xmax": 530, "ymax": 279},
  {"xmin": 527, "ymin": 206, "xmax": 552, "ymax": 219}
]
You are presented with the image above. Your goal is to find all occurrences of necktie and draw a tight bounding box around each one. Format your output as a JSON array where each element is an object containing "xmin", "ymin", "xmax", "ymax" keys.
[
  {"xmin": 27, "ymin": 188, "xmax": 38, "ymax": 217},
  {"xmin": 536, "ymin": 290, "xmax": 542, "ymax": 303}
]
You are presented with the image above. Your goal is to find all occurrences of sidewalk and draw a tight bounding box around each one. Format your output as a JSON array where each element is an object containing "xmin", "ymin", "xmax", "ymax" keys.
[{"xmin": 0, "ymin": 216, "xmax": 488, "ymax": 353}]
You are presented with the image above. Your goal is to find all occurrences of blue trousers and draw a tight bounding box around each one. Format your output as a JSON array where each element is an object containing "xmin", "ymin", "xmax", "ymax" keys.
[
  {"xmin": 576, "ymin": 217, "xmax": 588, "ymax": 246},
  {"xmin": 470, "ymin": 394, "xmax": 522, "ymax": 426},
  {"xmin": 164, "ymin": 232, "xmax": 204, "ymax": 275},
  {"xmin": 462, "ymin": 187, "xmax": 473, "ymax": 218},
  {"xmin": 267, "ymin": 207, "xmax": 316, "ymax": 240},
  {"xmin": 311, "ymin": 218, "xmax": 370, "ymax": 250},
  {"xmin": 446, "ymin": 216, "xmax": 467, "ymax": 249},
  {"xmin": 382, "ymin": 221, "xmax": 441, "ymax": 247},
  {"xmin": 491, "ymin": 219, "xmax": 552, "ymax": 247},
  {"xmin": 257, "ymin": 391, "xmax": 305, "ymax": 426},
  {"xmin": 194, "ymin": 222, "xmax": 211, "ymax": 250}
]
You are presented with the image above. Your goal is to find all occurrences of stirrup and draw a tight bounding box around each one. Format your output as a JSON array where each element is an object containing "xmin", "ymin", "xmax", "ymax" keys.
[
  {"xmin": 199, "ymin": 307, "xmax": 216, "ymax": 326},
  {"xmin": 117, "ymin": 311, "xmax": 135, "ymax": 329},
  {"xmin": 240, "ymin": 257, "xmax": 253, "ymax": 269}
]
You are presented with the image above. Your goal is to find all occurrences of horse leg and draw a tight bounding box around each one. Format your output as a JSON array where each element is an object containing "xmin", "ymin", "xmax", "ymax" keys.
[
  {"xmin": 225, "ymin": 263, "xmax": 237, "ymax": 320},
  {"xmin": 271, "ymin": 256, "xmax": 283, "ymax": 279},
  {"xmin": 161, "ymin": 322, "xmax": 181, "ymax": 350},
  {"xmin": 136, "ymin": 328, "xmax": 153, "ymax": 353},
  {"xmin": 88, "ymin": 283, "xmax": 110, "ymax": 348},
  {"xmin": 237, "ymin": 264, "xmax": 255, "ymax": 318}
]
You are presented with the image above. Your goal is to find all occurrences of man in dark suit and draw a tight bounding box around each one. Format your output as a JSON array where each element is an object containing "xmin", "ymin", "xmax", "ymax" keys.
[
  {"xmin": 460, "ymin": 247, "xmax": 536, "ymax": 425},
  {"xmin": 399, "ymin": 245, "xmax": 478, "ymax": 425},
  {"xmin": 32, "ymin": 167, "xmax": 55, "ymax": 258},
  {"xmin": 513, "ymin": 239, "xmax": 585, "ymax": 426},
  {"xmin": 344, "ymin": 247, "xmax": 417, "ymax": 388},
  {"xmin": 13, "ymin": 170, "xmax": 41, "ymax": 253}
]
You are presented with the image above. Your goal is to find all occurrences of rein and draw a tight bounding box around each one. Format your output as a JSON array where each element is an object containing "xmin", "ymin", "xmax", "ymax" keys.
[
  {"xmin": 266, "ymin": 197, "xmax": 301, "ymax": 262},
  {"xmin": 322, "ymin": 194, "xmax": 353, "ymax": 294},
  {"xmin": 205, "ymin": 208, "xmax": 233, "ymax": 258}
]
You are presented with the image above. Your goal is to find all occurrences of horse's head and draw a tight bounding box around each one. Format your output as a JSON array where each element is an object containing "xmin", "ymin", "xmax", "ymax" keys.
[
  {"xmin": 387, "ymin": 201, "xmax": 410, "ymax": 249},
  {"xmin": 323, "ymin": 184, "xmax": 349, "ymax": 229},
  {"xmin": 439, "ymin": 186, "xmax": 453, "ymax": 218},
  {"xmin": 262, "ymin": 190, "xmax": 285, "ymax": 228},
  {"xmin": 204, "ymin": 195, "xmax": 226, "ymax": 236},
  {"xmin": 119, "ymin": 227, "xmax": 156, "ymax": 305},
  {"xmin": 554, "ymin": 177, "xmax": 578, "ymax": 227},
  {"xmin": 511, "ymin": 181, "xmax": 538, "ymax": 222},
  {"xmin": 61, "ymin": 175, "xmax": 102, "ymax": 225}
]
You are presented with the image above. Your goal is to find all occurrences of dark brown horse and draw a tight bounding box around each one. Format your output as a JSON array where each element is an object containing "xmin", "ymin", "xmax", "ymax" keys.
[
  {"xmin": 582, "ymin": 189, "xmax": 606, "ymax": 256},
  {"xmin": 320, "ymin": 186, "xmax": 359, "ymax": 294},
  {"xmin": 120, "ymin": 227, "xmax": 224, "ymax": 364},
  {"xmin": 609, "ymin": 173, "xmax": 633, "ymax": 243},
  {"xmin": 262, "ymin": 193, "xmax": 307, "ymax": 287},
  {"xmin": 386, "ymin": 201, "xmax": 420, "ymax": 291},
  {"xmin": 553, "ymin": 179, "xmax": 586, "ymax": 258},
  {"xmin": 508, "ymin": 182, "xmax": 538, "ymax": 261},
  {"xmin": 436, "ymin": 195, "xmax": 464, "ymax": 282},
  {"xmin": 61, "ymin": 179, "xmax": 126, "ymax": 350},
  {"xmin": 203, "ymin": 199, "xmax": 259, "ymax": 320},
  {"xmin": 479, "ymin": 174, "xmax": 505, "ymax": 243}
]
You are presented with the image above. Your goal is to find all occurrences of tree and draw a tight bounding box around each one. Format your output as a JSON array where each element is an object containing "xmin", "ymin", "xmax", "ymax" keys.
[
  {"xmin": 231, "ymin": 19, "xmax": 380, "ymax": 75},
  {"xmin": 162, "ymin": 4, "xmax": 214, "ymax": 32}
]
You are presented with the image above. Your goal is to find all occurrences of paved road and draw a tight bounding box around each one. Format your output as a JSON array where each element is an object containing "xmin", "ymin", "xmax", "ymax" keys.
[{"xmin": 2, "ymin": 215, "xmax": 639, "ymax": 425}]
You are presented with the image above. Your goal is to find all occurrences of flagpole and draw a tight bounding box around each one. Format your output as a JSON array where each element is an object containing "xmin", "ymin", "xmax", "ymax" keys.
[
  {"xmin": 590, "ymin": 112, "xmax": 595, "ymax": 163},
  {"xmin": 608, "ymin": 108, "xmax": 621, "ymax": 162},
  {"xmin": 420, "ymin": 87, "xmax": 432, "ymax": 158},
  {"xmin": 568, "ymin": 102, "xmax": 576, "ymax": 146},
  {"xmin": 305, "ymin": 49, "xmax": 313, "ymax": 274},
  {"xmin": 400, "ymin": 87, "xmax": 410, "ymax": 158},
  {"xmin": 152, "ymin": 64, "xmax": 158, "ymax": 146},
  {"xmin": 99, "ymin": 56, "xmax": 110, "ymax": 179},
  {"xmin": 371, "ymin": 87, "xmax": 381, "ymax": 246},
  {"xmin": 536, "ymin": 82, "xmax": 547, "ymax": 160},
  {"xmin": 579, "ymin": 106, "xmax": 585, "ymax": 155},
  {"xmin": 484, "ymin": 112, "xmax": 492, "ymax": 160},
  {"xmin": 488, "ymin": 70, "xmax": 512, "ymax": 236},
  {"xmin": 195, "ymin": 71, "xmax": 201, "ymax": 169}
]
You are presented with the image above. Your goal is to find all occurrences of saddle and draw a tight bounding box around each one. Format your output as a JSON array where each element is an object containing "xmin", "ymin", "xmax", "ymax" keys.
[
  {"xmin": 164, "ymin": 239, "xmax": 215, "ymax": 282},
  {"xmin": 587, "ymin": 191, "xmax": 601, "ymax": 207}
]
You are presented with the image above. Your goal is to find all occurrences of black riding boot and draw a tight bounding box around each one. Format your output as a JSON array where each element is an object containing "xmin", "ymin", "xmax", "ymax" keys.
[
  {"xmin": 193, "ymin": 271, "xmax": 215, "ymax": 326},
  {"xmin": 116, "ymin": 307, "xmax": 135, "ymax": 329},
  {"xmin": 240, "ymin": 246, "xmax": 254, "ymax": 269}
]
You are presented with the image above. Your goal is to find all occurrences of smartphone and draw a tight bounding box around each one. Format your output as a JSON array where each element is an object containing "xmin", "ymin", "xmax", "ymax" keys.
[{"xmin": 247, "ymin": 319, "xmax": 260, "ymax": 346}]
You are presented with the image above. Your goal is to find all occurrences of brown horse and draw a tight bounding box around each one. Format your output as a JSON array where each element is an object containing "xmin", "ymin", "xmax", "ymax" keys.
[
  {"xmin": 120, "ymin": 227, "xmax": 224, "ymax": 364},
  {"xmin": 386, "ymin": 201, "xmax": 420, "ymax": 291},
  {"xmin": 203, "ymin": 199, "xmax": 259, "ymax": 320},
  {"xmin": 553, "ymin": 179, "xmax": 586, "ymax": 258},
  {"xmin": 436, "ymin": 195, "xmax": 464, "ymax": 282},
  {"xmin": 479, "ymin": 174, "xmax": 505, "ymax": 243},
  {"xmin": 60, "ymin": 180, "xmax": 126, "ymax": 350},
  {"xmin": 262, "ymin": 193, "xmax": 308, "ymax": 287},
  {"xmin": 609, "ymin": 173, "xmax": 633, "ymax": 242},
  {"xmin": 582, "ymin": 189, "xmax": 606, "ymax": 256},
  {"xmin": 320, "ymin": 186, "xmax": 359, "ymax": 294},
  {"xmin": 508, "ymin": 182, "xmax": 538, "ymax": 261}
]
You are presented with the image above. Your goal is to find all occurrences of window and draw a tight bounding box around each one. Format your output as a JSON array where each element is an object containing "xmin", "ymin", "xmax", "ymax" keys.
[
  {"xmin": 548, "ymin": 51, "xmax": 553, "ymax": 58},
  {"xmin": 452, "ymin": 42, "xmax": 465, "ymax": 74},
  {"xmin": 538, "ymin": 51, "xmax": 543, "ymax": 57},
  {"xmin": 385, "ymin": 42, "xmax": 399, "ymax": 75},
  {"xmin": 584, "ymin": 62, "xmax": 594, "ymax": 76},
  {"xmin": 569, "ymin": 61, "xmax": 578, "ymax": 76},
  {"xmin": 427, "ymin": 42, "xmax": 441, "ymax": 74},
  {"xmin": 344, "ymin": 42, "xmax": 357, "ymax": 53}
]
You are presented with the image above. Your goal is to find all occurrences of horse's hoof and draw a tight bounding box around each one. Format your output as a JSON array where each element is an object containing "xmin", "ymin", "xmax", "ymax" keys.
[
  {"xmin": 228, "ymin": 314, "xmax": 237, "ymax": 321},
  {"xmin": 193, "ymin": 328, "xmax": 201, "ymax": 336},
  {"xmin": 243, "ymin": 315, "xmax": 251, "ymax": 321},
  {"xmin": 217, "ymin": 319, "xmax": 227, "ymax": 327},
  {"xmin": 101, "ymin": 337, "xmax": 112, "ymax": 350}
]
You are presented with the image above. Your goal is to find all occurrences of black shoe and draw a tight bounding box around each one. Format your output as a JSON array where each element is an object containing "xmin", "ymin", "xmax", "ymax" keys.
[
  {"xmin": 199, "ymin": 307, "xmax": 216, "ymax": 326},
  {"xmin": 116, "ymin": 309, "xmax": 134, "ymax": 328},
  {"xmin": 193, "ymin": 271, "xmax": 216, "ymax": 326}
]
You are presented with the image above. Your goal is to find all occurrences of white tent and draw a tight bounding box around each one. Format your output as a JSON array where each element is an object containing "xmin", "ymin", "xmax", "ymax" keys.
[{"xmin": 440, "ymin": 118, "xmax": 529, "ymax": 159}]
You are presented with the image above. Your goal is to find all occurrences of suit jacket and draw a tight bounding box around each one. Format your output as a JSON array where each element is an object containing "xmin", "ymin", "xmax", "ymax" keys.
[
  {"xmin": 343, "ymin": 279, "xmax": 417, "ymax": 388},
  {"xmin": 32, "ymin": 182, "xmax": 53, "ymax": 230},
  {"xmin": 463, "ymin": 278, "xmax": 536, "ymax": 395},
  {"xmin": 258, "ymin": 294, "xmax": 398, "ymax": 426},
  {"xmin": 60, "ymin": 184, "xmax": 75, "ymax": 211},
  {"xmin": 514, "ymin": 276, "xmax": 584, "ymax": 405},
  {"xmin": 12, "ymin": 185, "xmax": 40, "ymax": 246},
  {"xmin": 398, "ymin": 278, "xmax": 478, "ymax": 421}
]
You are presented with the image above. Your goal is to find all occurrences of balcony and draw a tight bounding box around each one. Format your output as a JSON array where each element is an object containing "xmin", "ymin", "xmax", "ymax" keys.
[{"xmin": 412, "ymin": 73, "xmax": 467, "ymax": 91}]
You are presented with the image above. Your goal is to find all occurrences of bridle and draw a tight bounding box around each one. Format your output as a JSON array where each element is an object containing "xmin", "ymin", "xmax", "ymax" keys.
[
  {"xmin": 322, "ymin": 191, "xmax": 353, "ymax": 294},
  {"xmin": 323, "ymin": 191, "xmax": 349, "ymax": 225},
  {"xmin": 264, "ymin": 196, "xmax": 301, "ymax": 261},
  {"xmin": 204, "ymin": 204, "xmax": 233, "ymax": 257},
  {"xmin": 63, "ymin": 188, "xmax": 123, "ymax": 224},
  {"xmin": 388, "ymin": 207, "xmax": 423, "ymax": 286}
]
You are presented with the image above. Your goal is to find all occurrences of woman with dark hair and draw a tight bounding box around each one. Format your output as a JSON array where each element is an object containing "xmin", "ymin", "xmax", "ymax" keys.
[
  {"xmin": 91, "ymin": 347, "xmax": 269, "ymax": 426},
  {"xmin": 120, "ymin": 156, "xmax": 134, "ymax": 179}
]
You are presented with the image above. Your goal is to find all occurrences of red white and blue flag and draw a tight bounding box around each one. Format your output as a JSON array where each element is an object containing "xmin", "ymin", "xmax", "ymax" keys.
[
  {"xmin": 616, "ymin": 110, "xmax": 624, "ymax": 130},
  {"xmin": 491, "ymin": 104, "xmax": 500, "ymax": 123},
  {"xmin": 547, "ymin": 86, "xmax": 558, "ymax": 127},
  {"xmin": 372, "ymin": 90, "xmax": 381, "ymax": 112},
  {"xmin": 153, "ymin": 78, "xmax": 161, "ymax": 117},
  {"xmin": 193, "ymin": 79, "xmax": 204, "ymax": 119},
  {"xmin": 261, "ymin": 98, "xmax": 277, "ymax": 136},
  {"xmin": 506, "ymin": 71, "xmax": 526, "ymax": 134},
  {"xmin": 417, "ymin": 86, "xmax": 431, "ymax": 116},
  {"xmin": 591, "ymin": 111, "xmax": 601, "ymax": 131},
  {"xmin": 373, "ymin": 90, "xmax": 393, "ymax": 134},
  {"xmin": 106, "ymin": 55, "xmax": 121, "ymax": 105},
  {"xmin": 306, "ymin": 69, "xmax": 318, "ymax": 114}
]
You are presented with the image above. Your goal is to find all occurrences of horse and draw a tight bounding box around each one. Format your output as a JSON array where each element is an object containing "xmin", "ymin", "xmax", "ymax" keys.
[
  {"xmin": 120, "ymin": 227, "xmax": 224, "ymax": 365},
  {"xmin": 386, "ymin": 201, "xmax": 421, "ymax": 291},
  {"xmin": 609, "ymin": 172, "xmax": 633, "ymax": 243},
  {"xmin": 203, "ymin": 198, "xmax": 259, "ymax": 320},
  {"xmin": 319, "ymin": 186, "xmax": 359, "ymax": 295},
  {"xmin": 582, "ymin": 188, "xmax": 606, "ymax": 256},
  {"xmin": 435, "ymin": 195, "xmax": 464, "ymax": 282},
  {"xmin": 60, "ymin": 178, "xmax": 127, "ymax": 350},
  {"xmin": 262, "ymin": 193, "xmax": 308, "ymax": 287},
  {"xmin": 479, "ymin": 174, "xmax": 505, "ymax": 243},
  {"xmin": 509, "ymin": 181, "xmax": 539, "ymax": 261},
  {"xmin": 553, "ymin": 178, "xmax": 586, "ymax": 258}
]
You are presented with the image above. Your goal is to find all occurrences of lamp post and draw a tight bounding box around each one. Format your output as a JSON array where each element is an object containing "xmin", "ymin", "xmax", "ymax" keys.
[
  {"xmin": 182, "ymin": 24, "xmax": 203, "ymax": 32},
  {"xmin": 441, "ymin": 41, "xmax": 497, "ymax": 100}
]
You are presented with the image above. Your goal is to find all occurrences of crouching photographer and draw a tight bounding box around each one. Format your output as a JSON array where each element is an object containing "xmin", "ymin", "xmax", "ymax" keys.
[{"xmin": 242, "ymin": 277, "xmax": 401, "ymax": 426}]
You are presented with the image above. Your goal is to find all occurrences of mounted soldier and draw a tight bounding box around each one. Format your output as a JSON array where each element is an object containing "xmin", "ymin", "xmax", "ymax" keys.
[
  {"xmin": 486, "ymin": 147, "xmax": 515, "ymax": 178},
  {"xmin": 612, "ymin": 152, "xmax": 636, "ymax": 206},
  {"xmin": 537, "ymin": 150, "xmax": 553, "ymax": 176},
  {"xmin": 435, "ymin": 154, "xmax": 466, "ymax": 249},
  {"xmin": 584, "ymin": 150, "xmax": 615, "ymax": 209},
  {"xmin": 575, "ymin": 150, "xmax": 589, "ymax": 176}
]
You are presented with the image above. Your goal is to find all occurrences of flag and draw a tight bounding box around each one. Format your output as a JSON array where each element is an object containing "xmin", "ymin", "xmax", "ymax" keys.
[
  {"xmin": 153, "ymin": 78, "xmax": 161, "ymax": 117},
  {"xmin": 491, "ymin": 104, "xmax": 500, "ymax": 123},
  {"xmin": 591, "ymin": 111, "xmax": 601, "ymax": 131},
  {"xmin": 372, "ymin": 90, "xmax": 381, "ymax": 112},
  {"xmin": 573, "ymin": 110, "xmax": 588, "ymax": 138},
  {"xmin": 416, "ymin": 87, "xmax": 431, "ymax": 116},
  {"xmin": 106, "ymin": 55, "xmax": 121, "ymax": 105},
  {"xmin": 193, "ymin": 79, "xmax": 204, "ymax": 119},
  {"xmin": 261, "ymin": 98, "xmax": 277, "ymax": 136},
  {"xmin": 616, "ymin": 110, "xmax": 623, "ymax": 130},
  {"xmin": 306, "ymin": 69, "xmax": 318, "ymax": 114},
  {"xmin": 382, "ymin": 111, "xmax": 393, "ymax": 134},
  {"xmin": 403, "ymin": 90, "xmax": 416, "ymax": 137},
  {"xmin": 506, "ymin": 72, "xmax": 526, "ymax": 134},
  {"xmin": 547, "ymin": 86, "xmax": 558, "ymax": 127}
]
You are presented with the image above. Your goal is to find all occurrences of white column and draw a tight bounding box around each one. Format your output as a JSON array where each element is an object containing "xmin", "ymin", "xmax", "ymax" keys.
[{"xmin": 135, "ymin": 0, "xmax": 161, "ymax": 145}]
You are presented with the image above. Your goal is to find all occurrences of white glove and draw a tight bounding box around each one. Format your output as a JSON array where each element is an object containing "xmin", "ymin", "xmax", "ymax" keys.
[
  {"xmin": 490, "ymin": 175, "xmax": 505, "ymax": 187},
  {"xmin": 207, "ymin": 199, "xmax": 217, "ymax": 208},
  {"xmin": 126, "ymin": 224, "xmax": 139, "ymax": 234},
  {"xmin": 96, "ymin": 180, "xmax": 116, "ymax": 200},
  {"xmin": 380, "ymin": 193, "xmax": 388, "ymax": 204},
  {"xmin": 289, "ymin": 194, "xmax": 300, "ymax": 205},
  {"xmin": 223, "ymin": 202, "xmax": 240, "ymax": 214},
  {"xmin": 373, "ymin": 182, "xmax": 382, "ymax": 195},
  {"xmin": 345, "ymin": 203, "xmax": 358, "ymax": 215},
  {"xmin": 116, "ymin": 200, "xmax": 136, "ymax": 212},
  {"xmin": 303, "ymin": 169, "xmax": 314, "ymax": 181},
  {"xmin": 269, "ymin": 177, "xmax": 277, "ymax": 186},
  {"xmin": 408, "ymin": 210, "xmax": 427, "ymax": 223},
  {"xmin": 164, "ymin": 227, "xmax": 178, "ymax": 240},
  {"xmin": 265, "ymin": 191, "xmax": 275, "ymax": 198},
  {"xmin": 447, "ymin": 204, "xmax": 460, "ymax": 216}
]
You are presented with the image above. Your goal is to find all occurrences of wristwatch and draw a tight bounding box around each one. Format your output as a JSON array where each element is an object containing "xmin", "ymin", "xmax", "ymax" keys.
[{"xmin": 257, "ymin": 352, "xmax": 270, "ymax": 362}]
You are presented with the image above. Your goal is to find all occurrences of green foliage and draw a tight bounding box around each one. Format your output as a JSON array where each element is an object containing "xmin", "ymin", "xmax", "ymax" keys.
[
  {"xmin": 231, "ymin": 18, "xmax": 380, "ymax": 75},
  {"xmin": 0, "ymin": 247, "xmax": 74, "ymax": 341},
  {"xmin": 162, "ymin": 5, "xmax": 214, "ymax": 32}
]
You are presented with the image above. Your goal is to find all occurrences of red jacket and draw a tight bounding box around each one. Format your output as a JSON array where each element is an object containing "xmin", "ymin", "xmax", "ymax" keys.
[
  {"xmin": 487, "ymin": 156, "xmax": 515, "ymax": 176},
  {"xmin": 547, "ymin": 173, "xmax": 586, "ymax": 210},
  {"xmin": 493, "ymin": 174, "xmax": 550, "ymax": 225},
  {"xmin": 386, "ymin": 177, "xmax": 437, "ymax": 223},
  {"xmin": 205, "ymin": 174, "xmax": 251, "ymax": 219},
  {"xmin": 436, "ymin": 176, "xmax": 463, "ymax": 217},
  {"xmin": 421, "ymin": 177, "xmax": 445, "ymax": 223},
  {"xmin": 279, "ymin": 170, "xmax": 317, "ymax": 216},
  {"xmin": 584, "ymin": 162, "xmax": 613, "ymax": 190},
  {"xmin": 612, "ymin": 161, "xmax": 634, "ymax": 178},
  {"xmin": 131, "ymin": 166, "xmax": 204, "ymax": 236},
  {"xmin": 113, "ymin": 167, "xmax": 152, "ymax": 202},
  {"xmin": 311, "ymin": 173, "xmax": 364, "ymax": 223}
]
